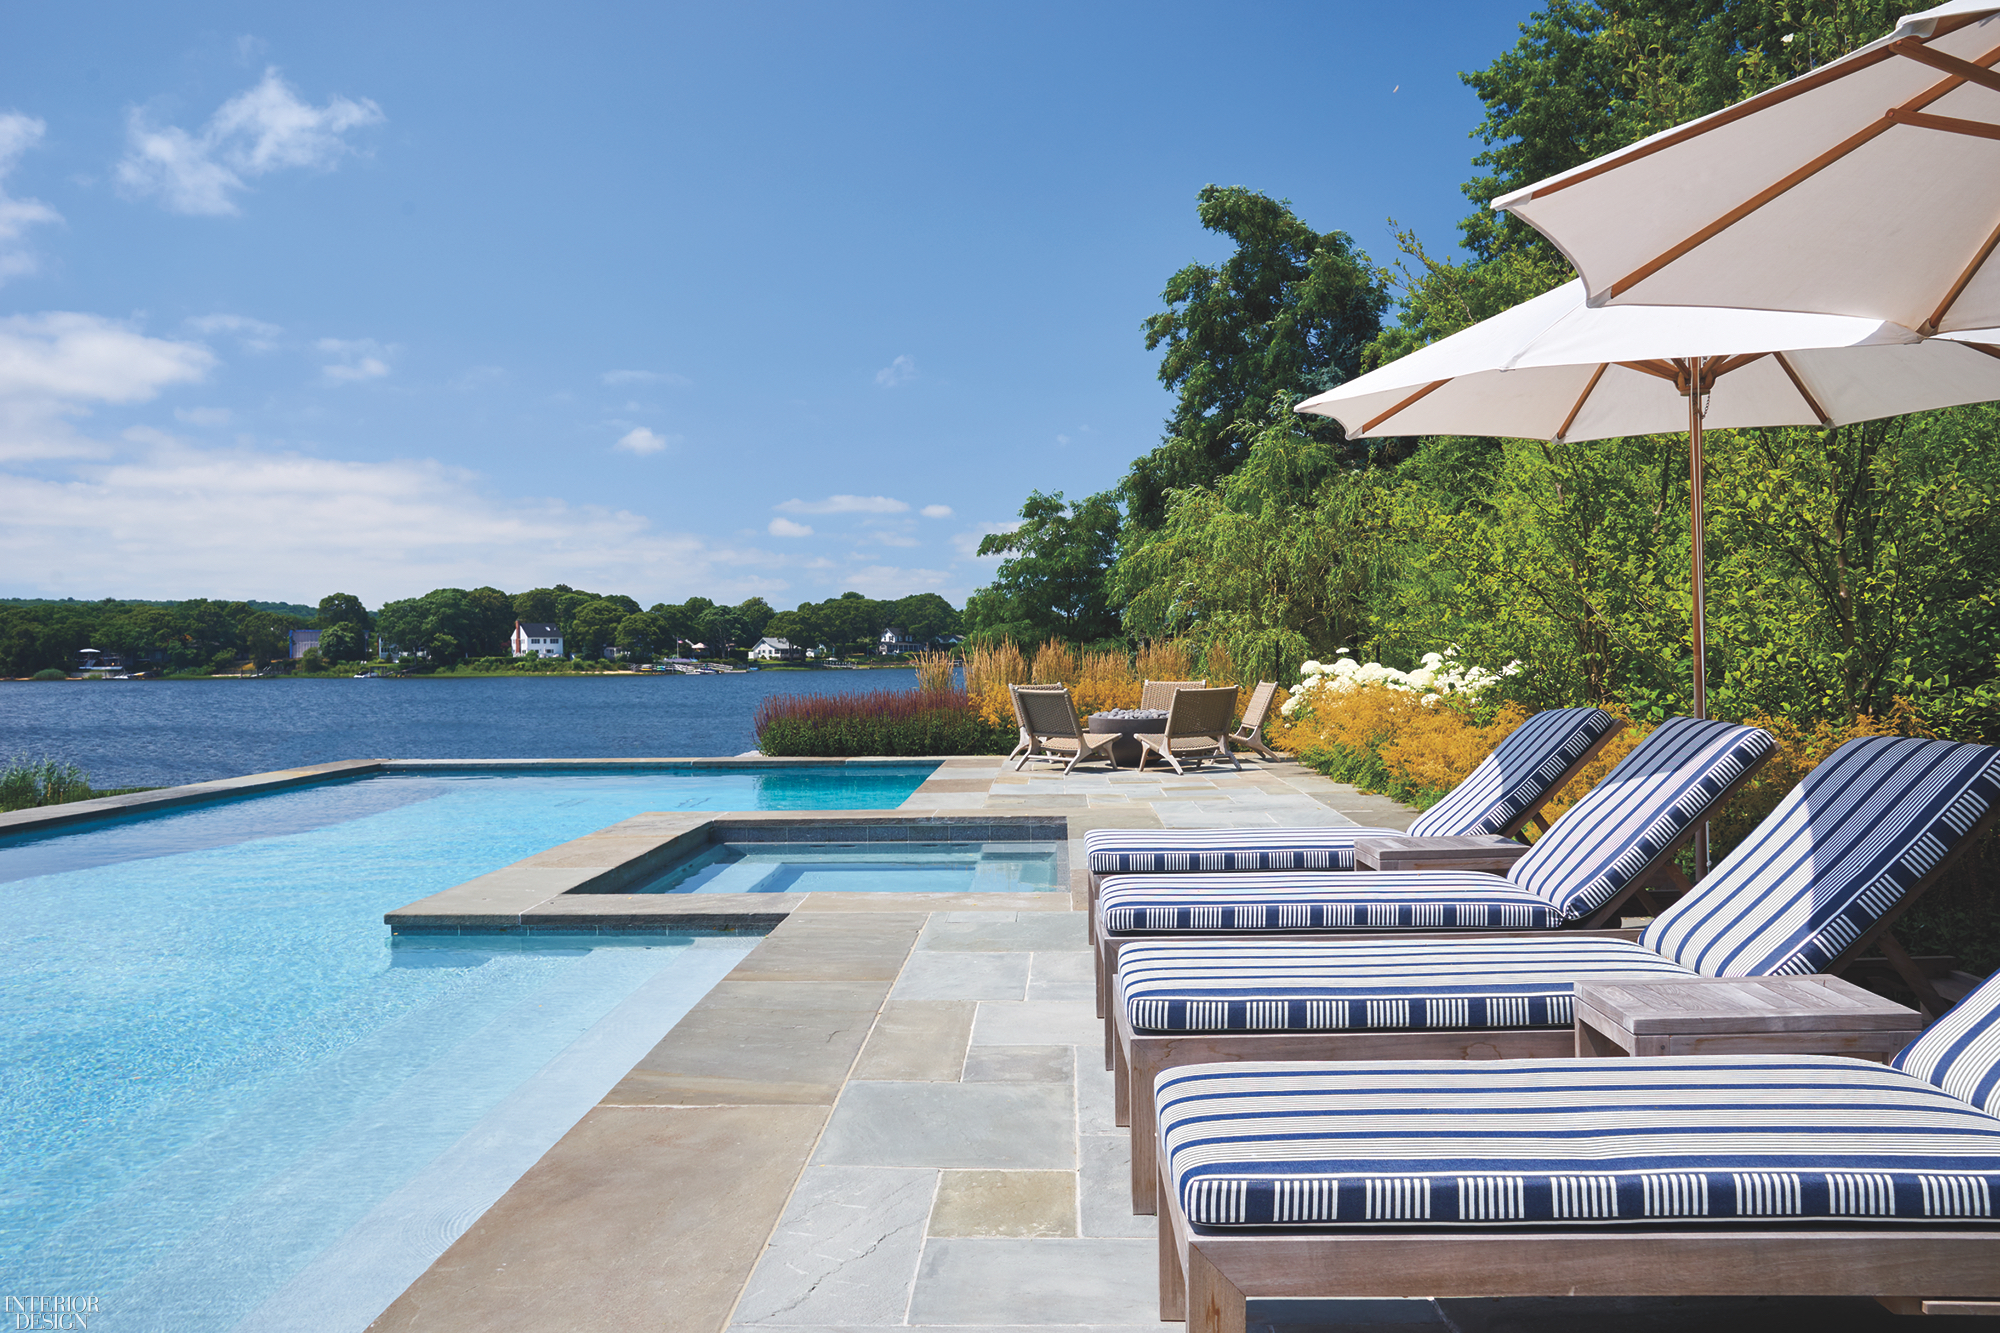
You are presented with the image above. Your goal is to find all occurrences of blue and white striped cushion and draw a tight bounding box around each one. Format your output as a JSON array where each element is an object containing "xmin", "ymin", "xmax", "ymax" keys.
[
  {"xmin": 1160, "ymin": 1056, "xmax": 2000, "ymax": 1228},
  {"xmin": 1643, "ymin": 737, "xmax": 2000, "ymax": 977},
  {"xmin": 1117, "ymin": 937, "xmax": 1691, "ymax": 1033},
  {"xmin": 1407, "ymin": 706, "xmax": 1619, "ymax": 838},
  {"xmin": 1896, "ymin": 968, "xmax": 2000, "ymax": 1115},
  {"xmin": 1508, "ymin": 716, "xmax": 1774, "ymax": 922},
  {"xmin": 1098, "ymin": 871, "xmax": 1561, "ymax": 933},
  {"xmin": 1083, "ymin": 827, "xmax": 1404, "ymax": 875}
]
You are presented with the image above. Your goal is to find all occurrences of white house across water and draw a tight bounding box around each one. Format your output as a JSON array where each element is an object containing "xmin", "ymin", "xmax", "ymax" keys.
[{"xmin": 511, "ymin": 621, "xmax": 564, "ymax": 658}]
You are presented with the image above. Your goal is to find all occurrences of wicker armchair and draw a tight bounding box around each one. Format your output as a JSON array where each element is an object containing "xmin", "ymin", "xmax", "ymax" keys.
[
  {"xmin": 1134, "ymin": 686, "xmax": 1241, "ymax": 775},
  {"xmin": 1011, "ymin": 684, "xmax": 1118, "ymax": 773},
  {"xmin": 1138, "ymin": 678, "xmax": 1206, "ymax": 712},
  {"xmin": 1229, "ymin": 681, "xmax": 1281, "ymax": 759},
  {"xmin": 1005, "ymin": 682, "xmax": 1068, "ymax": 765}
]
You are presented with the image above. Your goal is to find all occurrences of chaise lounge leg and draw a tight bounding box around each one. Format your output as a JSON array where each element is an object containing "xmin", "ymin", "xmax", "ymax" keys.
[
  {"xmin": 1185, "ymin": 1243, "xmax": 1247, "ymax": 1333},
  {"xmin": 1114, "ymin": 1026, "xmax": 1131, "ymax": 1128},
  {"xmin": 1158, "ymin": 1174, "xmax": 1186, "ymax": 1322}
]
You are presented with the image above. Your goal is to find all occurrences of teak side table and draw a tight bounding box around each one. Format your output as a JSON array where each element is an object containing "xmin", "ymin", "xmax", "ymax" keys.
[
  {"xmin": 1573, "ymin": 975, "xmax": 1925, "ymax": 1062},
  {"xmin": 1351, "ymin": 835, "xmax": 1529, "ymax": 874}
]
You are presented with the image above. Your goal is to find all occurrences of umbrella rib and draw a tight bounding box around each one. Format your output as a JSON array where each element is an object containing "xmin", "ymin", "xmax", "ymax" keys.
[
  {"xmin": 1958, "ymin": 341, "xmax": 2000, "ymax": 362},
  {"xmin": 1554, "ymin": 364, "xmax": 1608, "ymax": 441},
  {"xmin": 1615, "ymin": 359, "xmax": 1681, "ymax": 383},
  {"xmin": 1887, "ymin": 107, "xmax": 2000, "ymax": 140},
  {"xmin": 1774, "ymin": 352, "xmax": 1832, "ymax": 425},
  {"xmin": 1360, "ymin": 380, "xmax": 1449, "ymax": 435},
  {"xmin": 1606, "ymin": 40, "xmax": 2000, "ymax": 301},
  {"xmin": 1888, "ymin": 37, "xmax": 2000, "ymax": 94},
  {"xmin": 1925, "ymin": 215, "xmax": 2000, "ymax": 333},
  {"xmin": 1710, "ymin": 352, "xmax": 1771, "ymax": 379}
]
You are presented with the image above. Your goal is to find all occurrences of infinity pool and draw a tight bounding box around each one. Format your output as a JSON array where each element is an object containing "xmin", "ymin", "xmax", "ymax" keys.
[{"xmin": 0, "ymin": 766, "xmax": 932, "ymax": 1331}]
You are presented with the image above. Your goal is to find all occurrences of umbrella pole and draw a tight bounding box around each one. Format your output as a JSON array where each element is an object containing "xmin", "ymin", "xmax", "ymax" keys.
[{"xmin": 1688, "ymin": 357, "xmax": 1710, "ymax": 877}]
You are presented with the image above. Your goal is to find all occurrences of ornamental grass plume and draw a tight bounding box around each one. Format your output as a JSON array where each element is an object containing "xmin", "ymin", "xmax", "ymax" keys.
[
  {"xmin": 1030, "ymin": 639, "xmax": 1079, "ymax": 686},
  {"xmin": 909, "ymin": 649, "xmax": 956, "ymax": 695},
  {"xmin": 1200, "ymin": 638, "xmax": 1238, "ymax": 689},
  {"xmin": 1074, "ymin": 649, "xmax": 1140, "ymax": 715},
  {"xmin": 1135, "ymin": 637, "xmax": 1193, "ymax": 683},
  {"xmin": 963, "ymin": 639, "xmax": 1030, "ymax": 727}
]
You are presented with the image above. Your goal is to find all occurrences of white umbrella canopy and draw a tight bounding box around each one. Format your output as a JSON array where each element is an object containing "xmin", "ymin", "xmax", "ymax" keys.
[
  {"xmin": 1296, "ymin": 279, "xmax": 2000, "ymax": 441},
  {"xmin": 1494, "ymin": 1, "xmax": 2000, "ymax": 332}
]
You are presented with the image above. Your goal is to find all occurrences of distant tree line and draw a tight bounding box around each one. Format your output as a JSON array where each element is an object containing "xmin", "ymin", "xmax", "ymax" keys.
[{"xmin": 0, "ymin": 586, "xmax": 964, "ymax": 675}]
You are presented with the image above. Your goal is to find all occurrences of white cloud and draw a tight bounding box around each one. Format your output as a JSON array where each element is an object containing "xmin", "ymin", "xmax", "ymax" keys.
[
  {"xmin": 768, "ymin": 517, "xmax": 813, "ymax": 538},
  {"xmin": 116, "ymin": 68, "xmax": 384, "ymax": 216},
  {"xmin": 614, "ymin": 427, "xmax": 670, "ymax": 456},
  {"xmin": 0, "ymin": 115, "xmax": 60, "ymax": 284},
  {"xmin": 0, "ymin": 313, "xmax": 214, "ymax": 461},
  {"xmin": 776, "ymin": 494, "xmax": 910, "ymax": 515},
  {"xmin": 173, "ymin": 406, "xmax": 232, "ymax": 427},
  {"xmin": 951, "ymin": 522, "xmax": 1019, "ymax": 562},
  {"xmin": 1056, "ymin": 434, "xmax": 1070, "ymax": 446},
  {"xmin": 864, "ymin": 531, "xmax": 920, "ymax": 548},
  {"xmin": 601, "ymin": 369, "xmax": 691, "ymax": 387},
  {"xmin": 874, "ymin": 355, "xmax": 916, "ymax": 388},
  {"xmin": 316, "ymin": 337, "xmax": 391, "ymax": 384},
  {"xmin": 920, "ymin": 503, "xmax": 953, "ymax": 518},
  {"xmin": 839, "ymin": 564, "xmax": 948, "ymax": 597},
  {"xmin": 185, "ymin": 312, "xmax": 283, "ymax": 352}
]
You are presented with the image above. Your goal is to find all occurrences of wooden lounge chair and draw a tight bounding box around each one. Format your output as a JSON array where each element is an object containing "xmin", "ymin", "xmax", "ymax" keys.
[
  {"xmin": 1226, "ymin": 681, "xmax": 1282, "ymax": 759},
  {"xmin": 1093, "ymin": 715, "xmax": 1766, "ymax": 1021},
  {"xmin": 1139, "ymin": 678, "xmax": 1206, "ymax": 711},
  {"xmin": 1115, "ymin": 734, "xmax": 2000, "ymax": 1213},
  {"xmin": 1080, "ymin": 705, "xmax": 1619, "ymax": 948},
  {"xmin": 1155, "ymin": 964, "xmax": 2000, "ymax": 1327},
  {"xmin": 1136, "ymin": 686, "xmax": 1241, "ymax": 775},
  {"xmin": 1010, "ymin": 683, "xmax": 1117, "ymax": 774},
  {"xmin": 1004, "ymin": 682, "xmax": 1067, "ymax": 765}
]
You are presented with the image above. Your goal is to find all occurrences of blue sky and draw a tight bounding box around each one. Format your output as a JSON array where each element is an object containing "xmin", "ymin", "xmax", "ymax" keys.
[{"xmin": 0, "ymin": 1, "xmax": 1532, "ymax": 610}]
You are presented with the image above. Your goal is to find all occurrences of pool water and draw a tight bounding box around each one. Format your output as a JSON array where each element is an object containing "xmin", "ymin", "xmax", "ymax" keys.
[
  {"xmin": 0, "ymin": 766, "xmax": 932, "ymax": 1331},
  {"xmin": 631, "ymin": 841, "xmax": 1063, "ymax": 894}
]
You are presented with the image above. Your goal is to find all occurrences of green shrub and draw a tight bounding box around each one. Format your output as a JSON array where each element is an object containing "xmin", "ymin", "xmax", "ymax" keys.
[
  {"xmin": 0, "ymin": 756, "xmax": 94, "ymax": 812},
  {"xmin": 30, "ymin": 667, "xmax": 65, "ymax": 681}
]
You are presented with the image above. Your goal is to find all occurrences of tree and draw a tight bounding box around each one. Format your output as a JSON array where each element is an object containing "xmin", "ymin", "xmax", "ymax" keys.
[
  {"xmin": 514, "ymin": 588, "xmax": 562, "ymax": 624},
  {"xmin": 735, "ymin": 597, "xmax": 775, "ymax": 642},
  {"xmin": 1126, "ymin": 185, "xmax": 1389, "ymax": 529},
  {"xmin": 316, "ymin": 593, "xmax": 371, "ymax": 639},
  {"xmin": 1117, "ymin": 418, "xmax": 1392, "ymax": 683},
  {"xmin": 466, "ymin": 586, "xmax": 517, "ymax": 657},
  {"xmin": 240, "ymin": 611, "xmax": 294, "ymax": 668},
  {"xmin": 615, "ymin": 612, "xmax": 669, "ymax": 660},
  {"xmin": 570, "ymin": 598, "xmax": 629, "ymax": 657},
  {"xmin": 375, "ymin": 589, "xmax": 479, "ymax": 663},
  {"xmin": 695, "ymin": 605, "xmax": 746, "ymax": 654},
  {"xmin": 318, "ymin": 620, "xmax": 367, "ymax": 662},
  {"xmin": 967, "ymin": 490, "xmax": 1122, "ymax": 645},
  {"xmin": 889, "ymin": 593, "xmax": 960, "ymax": 644}
]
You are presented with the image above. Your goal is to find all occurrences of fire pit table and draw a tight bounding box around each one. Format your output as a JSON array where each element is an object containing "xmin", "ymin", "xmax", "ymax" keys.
[{"xmin": 1087, "ymin": 709, "xmax": 1169, "ymax": 769}]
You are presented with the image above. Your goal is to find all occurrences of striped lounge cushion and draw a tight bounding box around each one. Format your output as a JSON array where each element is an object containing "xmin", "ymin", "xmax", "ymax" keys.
[
  {"xmin": 1117, "ymin": 937, "xmax": 1692, "ymax": 1033},
  {"xmin": 1160, "ymin": 1056, "xmax": 2000, "ymax": 1228},
  {"xmin": 1508, "ymin": 715, "xmax": 1774, "ymax": 923},
  {"xmin": 1083, "ymin": 827, "xmax": 1405, "ymax": 875},
  {"xmin": 1643, "ymin": 737, "xmax": 2000, "ymax": 977},
  {"xmin": 1896, "ymin": 959, "xmax": 2000, "ymax": 1115},
  {"xmin": 1098, "ymin": 871, "xmax": 1562, "ymax": 934},
  {"xmin": 1406, "ymin": 706, "xmax": 1618, "ymax": 838}
]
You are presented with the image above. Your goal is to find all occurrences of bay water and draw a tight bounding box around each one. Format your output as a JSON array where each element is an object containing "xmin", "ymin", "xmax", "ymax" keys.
[{"xmin": 0, "ymin": 668, "xmax": 919, "ymax": 789}]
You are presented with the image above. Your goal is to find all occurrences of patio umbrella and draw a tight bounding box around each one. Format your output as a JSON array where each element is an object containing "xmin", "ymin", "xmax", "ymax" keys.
[
  {"xmin": 1296, "ymin": 280, "xmax": 2000, "ymax": 868},
  {"xmin": 1294, "ymin": 277, "xmax": 2000, "ymax": 711},
  {"xmin": 1493, "ymin": 1, "xmax": 2000, "ymax": 332}
]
